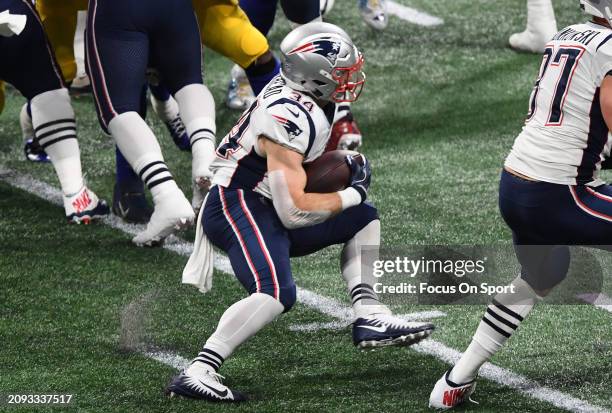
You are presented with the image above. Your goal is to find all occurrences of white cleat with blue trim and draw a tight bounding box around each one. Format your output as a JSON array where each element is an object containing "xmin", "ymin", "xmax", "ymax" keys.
[
  {"xmin": 167, "ymin": 369, "xmax": 247, "ymax": 403},
  {"xmin": 353, "ymin": 313, "xmax": 435, "ymax": 349}
]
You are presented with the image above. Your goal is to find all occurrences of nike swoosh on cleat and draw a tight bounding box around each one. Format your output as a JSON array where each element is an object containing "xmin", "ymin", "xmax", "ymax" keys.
[
  {"xmin": 117, "ymin": 202, "xmax": 130, "ymax": 218},
  {"xmin": 197, "ymin": 380, "xmax": 228, "ymax": 398},
  {"xmin": 356, "ymin": 324, "xmax": 388, "ymax": 333}
]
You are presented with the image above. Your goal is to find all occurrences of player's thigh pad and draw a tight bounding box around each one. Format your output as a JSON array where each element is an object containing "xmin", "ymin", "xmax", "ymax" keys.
[
  {"xmin": 35, "ymin": 0, "xmax": 85, "ymax": 82},
  {"xmin": 203, "ymin": 186, "xmax": 296, "ymax": 311},
  {"xmin": 193, "ymin": 0, "xmax": 269, "ymax": 68},
  {"xmin": 288, "ymin": 202, "xmax": 380, "ymax": 257},
  {"xmin": 0, "ymin": 0, "xmax": 64, "ymax": 99},
  {"xmin": 85, "ymin": 0, "xmax": 149, "ymax": 130}
]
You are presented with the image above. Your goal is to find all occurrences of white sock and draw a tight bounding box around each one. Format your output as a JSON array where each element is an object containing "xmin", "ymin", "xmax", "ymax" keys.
[
  {"xmin": 74, "ymin": 11, "xmax": 87, "ymax": 78},
  {"xmin": 174, "ymin": 84, "xmax": 217, "ymax": 178},
  {"xmin": 526, "ymin": 0, "xmax": 557, "ymax": 35},
  {"xmin": 108, "ymin": 112, "xmax": 178, "ymax": 202},
  {"xmin": 20, "ymin": 103, "xmax": 33, "ymax": 141},
  {"xmin": 30, "ymin": 88, "xmax": 83, "ymax": 195},
  {"xmin": 449, "ymin": 276, "xmax": 542, "ymax": 383},
  {"xmin": 187, "ymin": 293, "xmax": 284, "ymax": 375},
  {"xmin": 150, "ymin": 94, "xmax": 180, "ymax": 123},
  {"xmin": 341, "ymin": 220, "xmax": 391, "ymax": 318}
]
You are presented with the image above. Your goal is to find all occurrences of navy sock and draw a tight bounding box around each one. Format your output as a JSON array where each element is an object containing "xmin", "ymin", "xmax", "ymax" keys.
[
  {"xmin": 239, "ymin": 0, "xmax": 278, "ymax": 36},
  {"xmin": 245, "ymin": 57, "xmax": 280, "ymax": 95},
  {"xmin": 280, "ymin": 0, "xmax": 321, "ymax": 24},
  {"xmin": 115, "ymin": 146, "xmax": 144, "ymax": 192},
  {"xmin": 149, "ymin": 81, "xmax": 171, "ymax": 102}
]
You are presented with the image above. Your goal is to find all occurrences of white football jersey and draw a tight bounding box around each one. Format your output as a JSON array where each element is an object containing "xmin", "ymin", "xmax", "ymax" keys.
[
  {"xmin": 211, "ymin": 75, "xmax": 334, "ymax": 198},
  {"xmin": 506, "ymin": 22, "xmax": 612, "ymax": 186}
]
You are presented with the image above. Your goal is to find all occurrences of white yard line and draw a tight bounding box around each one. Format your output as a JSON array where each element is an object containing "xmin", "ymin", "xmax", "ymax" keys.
[
  {"xmin": 386, "ymin": 1, "xmax": 444, "ymax": 27},
  {"xmin": 577, "ymin": 293, "xmax": 612, "ymax": 314},
  {"xmin": 1, "ymin": 169, "xmax": 609, "ymax": 413}
]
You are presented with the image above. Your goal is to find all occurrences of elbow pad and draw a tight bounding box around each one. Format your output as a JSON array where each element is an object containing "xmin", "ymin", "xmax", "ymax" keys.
[{"xmin": 268, "ymin": 170, "xmax": 331, "ymax": 229}]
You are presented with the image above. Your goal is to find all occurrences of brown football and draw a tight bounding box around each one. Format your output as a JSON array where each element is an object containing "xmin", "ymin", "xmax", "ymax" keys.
[{"xmin": 304, "ymin": 150, "xmax": 363, "ymax": 193}]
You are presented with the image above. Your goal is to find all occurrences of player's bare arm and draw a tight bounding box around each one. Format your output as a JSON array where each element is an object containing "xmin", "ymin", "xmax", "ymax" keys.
[
  {"xmin": 261, "ymin": 135, "xmax": 368, "ymax": 229},
  {"xmin": 600, "ymin": 74, "xmax": 612, "ymax": 129}
]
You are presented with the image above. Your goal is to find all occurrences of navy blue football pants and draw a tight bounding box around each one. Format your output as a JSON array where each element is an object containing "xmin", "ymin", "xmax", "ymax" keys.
[
  {"xmin": 203, "ymin": 186, "xmax": 379, "ymax": 311},
  {"xmin": 499, "ymin": 170, "xmax": 612, "ymax": 291},
  {"xmin": 239, "ymin": 0, "xmax": 321, "ymax": 36},
  {"xmin": 85, "ymin": 0, "xmax": 202, "ymax": 132},
  {"xmin": 0, "ymin": 0, "xmax": 65, "ymax": 99}
]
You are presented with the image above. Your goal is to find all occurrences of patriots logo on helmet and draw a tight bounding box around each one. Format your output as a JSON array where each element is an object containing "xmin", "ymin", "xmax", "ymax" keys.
[
  {"xmin": 288, "ymin": 38, "xmax": 342, "ymax": 65},
  {"xmin": 271, "ymin": 114, "xmax": 303, "ymax": 140}
]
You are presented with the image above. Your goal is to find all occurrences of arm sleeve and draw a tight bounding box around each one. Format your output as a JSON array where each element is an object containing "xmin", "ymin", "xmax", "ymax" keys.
[{"xmin": 251, "ymin": 100, "xmax": 314, "ymax": 155}]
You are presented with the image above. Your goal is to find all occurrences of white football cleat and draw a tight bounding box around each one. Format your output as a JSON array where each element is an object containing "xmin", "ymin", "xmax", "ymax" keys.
[
  {"xmin": 167, "ymin": 367, "xmax": 247, "ymax": 402},
  {"xmin": 508, "ymin": 28, "xmax": 555, "ymax": 54},
  {"xmin": 358, "ymin": 0, "xmax": 388, "ymax": 30},
  {"xmin": 132, "ymin": 191, "xmax": 194, "ymax": 247},
  {"xmin": 429, "ymin": 369, "xmax": 477, "ymax": 409},
  {"xmin": 64, "ymin": 186, "xmax": 110, "ymax": 224},
  {"xmin": 191, "ymin": 154, "xmax": 213, "ymax": 212},
  {"xmin": 226, "ymin": 64, "xmax": 255, "ymax": 111},
  {"xmin": 191, "ymin": 175, "xmax": 211, "ymax": 213}
]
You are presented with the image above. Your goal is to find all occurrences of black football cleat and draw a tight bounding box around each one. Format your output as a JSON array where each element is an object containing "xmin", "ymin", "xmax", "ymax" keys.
[
  {"xmin": 165, "ymin": 116, "xmax": 191, "ymax": 152},
  {"xmin": 112, "ymin": 183, "xmax": 153, "ymax": 224},
  {"xmin": 24, "ymin": 139, "xmax": 50, "ymax": 163},
  {"xmin": 353, "ymin": 313, "xmax": 435, "ymax": 349},
  {"xmin": 167, "ymin": 369, "xmax": 247, "ymax": 403}
]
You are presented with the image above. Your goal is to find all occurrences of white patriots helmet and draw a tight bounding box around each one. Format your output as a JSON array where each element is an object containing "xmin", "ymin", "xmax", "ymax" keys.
[
  {"xmin": 580, "ymin": 0, "xmax": 612, "ymax": 26},
  {"xmin": 279, "ymin": 22, "xmax": 365, "ymax": 103}
]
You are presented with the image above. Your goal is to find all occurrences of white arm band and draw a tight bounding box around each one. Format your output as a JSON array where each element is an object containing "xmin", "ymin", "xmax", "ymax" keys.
[
  {"xmin": 338, "ymin": 187, "xmax": 362, "ymax": 210},
  {"xmin": 268, "ymin": 170, "xmax": 332, "ymax": 229}
]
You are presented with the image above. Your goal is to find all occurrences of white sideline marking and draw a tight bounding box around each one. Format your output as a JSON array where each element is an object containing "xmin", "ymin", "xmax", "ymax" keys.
[
  {"xmin": 577, "ymin": 293, "xmax": 612, "ymax": 314},
  {"xmin": 289, "ymin": 310, "xmax": 446, "ymax": 332},
  {"xmin": 386, "ymin": 1, "xmax": 444, "ymax": 27},
  {"xmin": 1, "ymin": 169, "xmax": 609, "ymax": 413},
  {"xmin": 147, "ymin": 351, "xmax": 190, "ymax": 370}
]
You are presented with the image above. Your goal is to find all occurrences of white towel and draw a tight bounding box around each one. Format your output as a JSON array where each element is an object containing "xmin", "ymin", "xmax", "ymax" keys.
[
  {"xmin": 0, "ymin": 11, "xmax": 27, "ymax": 37},
  {"xmin": 182, "ymin": 194, "xmax": 215, "ymax": 293}
]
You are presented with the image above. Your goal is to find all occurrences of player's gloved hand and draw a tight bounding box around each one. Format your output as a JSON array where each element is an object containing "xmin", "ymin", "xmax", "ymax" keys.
[{"xmin": 345, "ymin": 154, "xmax": 371, "ymax": 203}]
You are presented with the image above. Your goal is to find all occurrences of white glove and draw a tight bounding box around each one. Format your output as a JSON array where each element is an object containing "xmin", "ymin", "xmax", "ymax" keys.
[{"xmin": 0, "ymin": 11, "xmax": 26, "ymax": 37}]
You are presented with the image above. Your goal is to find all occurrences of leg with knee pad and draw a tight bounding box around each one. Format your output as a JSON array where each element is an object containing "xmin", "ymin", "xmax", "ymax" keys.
[{"xmin": 195, "ymin": 1, "xmax": 270, "ymax": 69}]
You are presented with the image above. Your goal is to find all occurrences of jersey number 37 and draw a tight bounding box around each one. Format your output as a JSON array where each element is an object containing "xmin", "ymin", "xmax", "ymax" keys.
[{"xmin": 527, "ymin": 45, "xmax": 585, "ymax": 126}]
